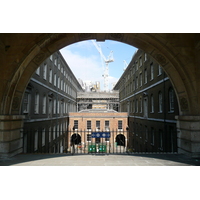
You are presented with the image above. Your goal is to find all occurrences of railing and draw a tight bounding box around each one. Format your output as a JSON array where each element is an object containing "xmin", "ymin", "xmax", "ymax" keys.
[
  {"xmin": 22, "ymin": 129, "xmax": 128, "ymax": 155},
  {"xmin": 68, "ymin": 129, "xmax": 128, "ymax": 155}
]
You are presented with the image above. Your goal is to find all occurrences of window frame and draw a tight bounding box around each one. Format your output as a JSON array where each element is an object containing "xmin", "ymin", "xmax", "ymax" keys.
[
  {"xmin": 23, "ymin": 92, "xmax": 30, "ymax": 114},
  {"xmin": 150, "ymin": 94, "xmax": 154, "ymax": 113},
  {"xmin": 158, "ymin": 91, "xmax": 163, "ymax": 113},
  {"xmin": 151, "ymin": 128, "xmax": 154, "ymax": 146},
  {"xmin": 169, "ymin": 88, "xmax": 175, "ymax": 112},
  {"xmin": 105, "ymin": 120, "xmax": 110, "ymax": 131},
  {"xmin": 42, "ymin": 128, "xmax": 45, "ymax": 147},
  {"xmin": 49, "ymin": 68, "xmax": 52, "ymax": 83},
  {"xmin": 158, "ymin": 65, "xmax": 162, "ymax": 76},
  {"xmin": 140, "ymin": 73, "xmax": 142, "ymax": 87},
  {"xmin": 74, "ymin": 120, "xmax": 78, "ymax": 130},
  {"xmin": 87, "ymin": 120, "xmax": 91, "ymax": 130},
  {"xmin": 159, "ymin": 129, "xmax": 163, "ymax": 150},
  {"xmin": 43, "ymin": 63, "xmax": 47, "ymax": 80},
  {"xmin": 34, "ymin": 130, "xmax": 38, "ymax": 151},
  {"xmin": 34, "ymin": 92, "xmax": 39, "ymax": 114},
  {"xmin": 54, "ymin": 73, "xmax": 57, "ymax": 86},
  {"xmin": 96, "ymin": 120, "xmax": 100, "ymax": 130},
  {"xmin": 36, "ymin": 67, "xmax": 40, "ymax": 76},
  {"xmin": 144, "ymin": 69, "xmax": 147, "ymax": 84},
  {"xmin": 118, "ymin": 120, "xmax": 123, "ymax": 130},
  {"xmin": 150, "ymin": 63, "xmax": 154, "ymax": 80},
  {"xmin": 42, "ymin": 94, "xmax": 46, "ymax": 114}
]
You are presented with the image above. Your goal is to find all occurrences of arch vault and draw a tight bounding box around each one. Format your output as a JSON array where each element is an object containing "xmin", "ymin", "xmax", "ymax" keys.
[{"xmin": 0, "ymin": 33, "xmax": 200, "ymax": 158}]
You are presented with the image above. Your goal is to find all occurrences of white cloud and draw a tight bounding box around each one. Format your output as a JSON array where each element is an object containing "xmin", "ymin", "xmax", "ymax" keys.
[
  {"xmin": 60, "ymin": 46, "xmax": 118, "ymax": 91},
  {"xmin": 60, "ymin": 48, "xmax": 102, "ymax": 80},
  {"xmin": 109, "ymin": 76, "xmax": 119, "ymax": 85}
]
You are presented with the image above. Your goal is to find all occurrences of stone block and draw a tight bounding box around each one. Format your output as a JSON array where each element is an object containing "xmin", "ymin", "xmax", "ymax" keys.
[
  {"xmin": 0, "ymin": 148, "xmax": 23, "ymax": 159},
  {"xmin": 0, "ymin": 142, "xmax": 9, "ymax": 153},
  {"xmin": 177, "ymin": 120, "xmax": 200, "ymax": 131},
  {"xmin": 0, "ymin": 120, "xmax": 23, "ymax": 131},
  {"xmin": 177, "ymin": 147, "xmax": 190, "ymax": 154},
  {"xmin": 9, "ymin": 138, "xmax": 23, "ymax": 152},
  {"xmin": 191, "ymin": 142, "xmax": 200, "ymax": 153},
  {"xmin": 0, "ymin": 130, "xmax": 22, "ymax": 142},
  {"xmin": 177, "ymin": 138, "xmax": 191, "ymax": 153},
  {"xmin": 0, "ymin": 131, "xmax": 11, "ymax": 141},
  {"xmin": 177, "ymin": 130, "xmax": 200, "ymax": 142},
  {"xmin": 178, "ymin": 137, "xmax": 200, "ymax": 154}
]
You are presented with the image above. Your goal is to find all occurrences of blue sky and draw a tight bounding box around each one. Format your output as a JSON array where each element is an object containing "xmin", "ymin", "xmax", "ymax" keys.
[{"xmin": 60, "ymin": 40, "xmax": 137, "ymax": 90}]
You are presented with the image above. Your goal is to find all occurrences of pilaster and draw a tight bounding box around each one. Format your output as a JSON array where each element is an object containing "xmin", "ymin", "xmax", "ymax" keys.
[
  {"xmin": 176, "ymin": 115, "xmax": 200, "ymax": 158},
  {"xmin": 0, "ymin": 115, "xmax": 24, "ymax": 158}
]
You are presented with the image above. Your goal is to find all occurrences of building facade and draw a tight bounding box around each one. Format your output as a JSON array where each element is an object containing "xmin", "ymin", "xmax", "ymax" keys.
[
  {"xmin": 114, "ymin": 49, "xmax": 179, "ymax": 153},
  {"xmin": 68, "ymin": 110, "xmax": 128, "ymax": 153},
  {"xmin": 21, "ymin": 48, "xmax": 178, "ymax": 154},
  {"xmin": 21, "ymin": 51, "xmax": 83, "ymax": 153}
]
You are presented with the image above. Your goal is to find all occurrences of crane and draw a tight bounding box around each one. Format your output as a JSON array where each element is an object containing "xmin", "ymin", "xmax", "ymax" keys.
[{"xmin": 92, "ymin": 40, "xmax": 114, "ymax": 92}]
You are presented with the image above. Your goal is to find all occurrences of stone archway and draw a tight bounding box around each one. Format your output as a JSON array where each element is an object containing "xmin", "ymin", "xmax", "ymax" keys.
[
  {"xmin": 1, "ymin": 33, "xmax": 197, "ymax": 116},
  {"xmin": 116, "ymin": 134, "xmax": 126, "ymax": 146},
  {"xmin": 1, "ymin": 33, "xmax": 200, "ymax": 157},
  {"xmin": 71, "ymin": 134, "xmax": 81, "ymax": 145}
]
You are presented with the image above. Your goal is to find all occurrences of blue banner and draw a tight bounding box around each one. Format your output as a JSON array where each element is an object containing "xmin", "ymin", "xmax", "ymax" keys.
[{"xmin": 91, "ymin": 132, "xmax": 110, "ymax": 138}]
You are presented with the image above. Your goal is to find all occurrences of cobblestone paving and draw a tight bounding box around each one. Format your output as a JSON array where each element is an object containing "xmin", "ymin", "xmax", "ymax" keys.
[{"xmin": 1, "ymin": 153, "xmax": 200, "ymax": 166}]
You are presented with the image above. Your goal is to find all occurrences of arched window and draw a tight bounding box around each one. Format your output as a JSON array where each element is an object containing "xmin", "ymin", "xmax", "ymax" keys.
[{"xmin": 116, "ymin": 134, "xmax": 125, "ymax": 146}]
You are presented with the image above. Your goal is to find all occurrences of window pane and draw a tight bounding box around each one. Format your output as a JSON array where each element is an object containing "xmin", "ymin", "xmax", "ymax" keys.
[
  {"xmin": 87, "ymin": 121, "xmax": 91, "ymax": 130},
  {"xmin": 87, "ymin": 134, "xmax": 91, "ymax": 141},
  {"xmin": 150, "ymin": 63, "xmax": 154, "ymax": 80},
  {"xmin": 34, "ymin": 130, "xmax": 38, "ymax": 151},
  {"xmin": 49, "ymin": 69, "xmax": 52, "ymax": 83},
  {"xmin": 42, "ymin": 95, "xmax": 46, "ymax": 114},
  {"xmin": 118, "ymin": 120, "xmax": 122, "ymax": 129},
  {"xmin": 42, "ymin": 128, "xmax": 45, "ymax": 146},
  {"xmin": 105, "ymin": 121, "xmax": 109, "ymax": 131},
  {"xmin": 74, "ymin": 120, "xmax": 78, "ymax": 129},
  {"xmin": 23, "ymin": 92, "xmax": 30, "ymax": 113},
  {"xmin": 159, "ymin": 92, "xmax": 162, "ymax": 112},
  {"xmin": 35, "ymin": 93, "xmax": 39, "ymax": 113},
  {"xmin": 96, "ymin": 121, "xmax": 100, "ymax": 130},
  {"xmin": 169, "ymin": 88, "xmax": 174, "ymax": 111},
  {"xmin": 43, "ymin": 64, "xmax": 47, "ymax": 80}
]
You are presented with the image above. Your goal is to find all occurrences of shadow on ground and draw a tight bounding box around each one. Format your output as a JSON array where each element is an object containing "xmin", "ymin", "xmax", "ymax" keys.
[{"xmin": 0, "ymin": 153, "xmax": 200, "ymax": 166}]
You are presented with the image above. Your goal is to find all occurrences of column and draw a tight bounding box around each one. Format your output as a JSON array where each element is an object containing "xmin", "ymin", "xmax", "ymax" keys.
[
  {"xmin": 176, "ymin": 115, "xmax": 200, "ymax": 158},
  {"xmin": 0, "ymin": 115, "xmax": 24, "ymax": 158}
]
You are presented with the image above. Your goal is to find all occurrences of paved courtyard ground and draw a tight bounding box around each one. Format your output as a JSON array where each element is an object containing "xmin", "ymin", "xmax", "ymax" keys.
[{"xmin": 1, "ymin": 153, "xmax": 200, "ymax": 166}]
